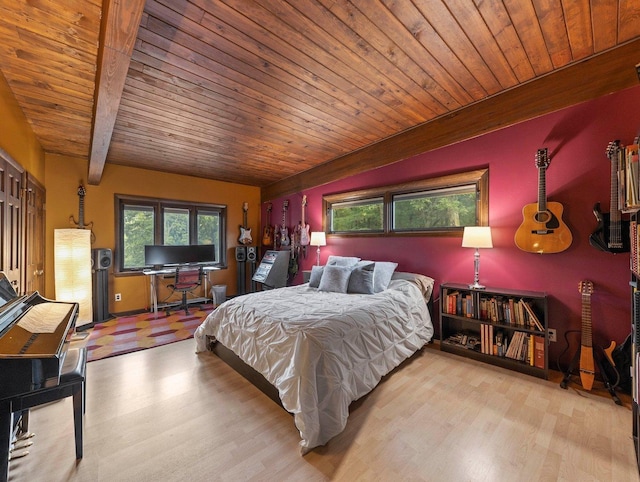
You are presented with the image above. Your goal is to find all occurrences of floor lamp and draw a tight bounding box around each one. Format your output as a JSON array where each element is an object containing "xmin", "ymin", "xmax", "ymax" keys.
[
  {"xmin": 54, "ymin": 229, "xmax": 93, "ymax": 327},
  {"xmin": 461, "ymin": 226, "xmax": 493, "ymax": 289}
]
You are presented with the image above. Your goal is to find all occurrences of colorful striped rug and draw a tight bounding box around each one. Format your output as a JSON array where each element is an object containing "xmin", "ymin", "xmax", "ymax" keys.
[{"xmin": 86, "ymin": 304, "xmax": 215, "ymax": 362}]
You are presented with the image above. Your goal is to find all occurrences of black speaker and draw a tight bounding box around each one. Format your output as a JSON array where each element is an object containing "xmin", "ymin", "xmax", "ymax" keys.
[
  {"xmin": 92, "ymin": 269, "xmax": 111, "ymax": 323},
  {"xmin": 92, "ymin": 248, "xmax": 112, "ymax": 270},
  {"xmin": 235, "ymin": 246, "xmax": 246, "ymax": 262},
  {"xmin": 247, "ymin": 246, "xmax": 257, "ymax": 262}
]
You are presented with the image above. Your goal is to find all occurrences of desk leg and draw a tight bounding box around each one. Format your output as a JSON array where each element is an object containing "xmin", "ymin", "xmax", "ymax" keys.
[
  {"xmin": 1, "ymin": 401, "xmax": 11, "ymax": 482},
  {"xmin": 150, "ymin": 274, "xmax": 158, "ymax": 316}
]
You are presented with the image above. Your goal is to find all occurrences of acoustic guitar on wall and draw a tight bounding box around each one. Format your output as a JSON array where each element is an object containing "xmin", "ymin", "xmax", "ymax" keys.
[
  {"xmin": 589, "ymin": 140, "xmax": 630, "ymax": 253},
  {"xmin": 262, "ymin": 203, "xmax": 274, "ymax": 247},
  {"xmin": 514, "ymin": 148, "xmax": 572, "ymax": 254}
]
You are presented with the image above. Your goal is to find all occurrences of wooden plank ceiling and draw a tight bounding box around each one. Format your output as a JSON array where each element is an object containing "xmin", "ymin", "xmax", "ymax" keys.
[{"xmin": 0, "ymin": 1, "xmax": 639, "ymax": 199}]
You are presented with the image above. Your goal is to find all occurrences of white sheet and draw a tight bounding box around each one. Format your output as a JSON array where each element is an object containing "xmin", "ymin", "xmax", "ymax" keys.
[{"xmin": 194, "ymin": 274, "xmax": 434, "ymax": 453}]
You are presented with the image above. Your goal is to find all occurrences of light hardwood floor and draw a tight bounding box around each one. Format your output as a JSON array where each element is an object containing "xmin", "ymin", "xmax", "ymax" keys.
[{"xmin": 7, "ymin": 340, "xmax": 640, "ymax": 481}]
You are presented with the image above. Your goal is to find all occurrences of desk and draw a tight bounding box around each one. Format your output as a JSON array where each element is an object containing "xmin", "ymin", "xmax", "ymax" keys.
[{"xmin": 143, "ymin": 265, "xmax": 219, "ymax": 315}]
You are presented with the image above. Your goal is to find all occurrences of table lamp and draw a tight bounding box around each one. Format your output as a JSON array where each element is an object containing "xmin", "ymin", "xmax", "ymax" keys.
[
  {"xmin": 461, "ymin": 226, "xmax": 493, "ymax": 289},
  {"xmin": 310, "ymin": 231, "xmax": 326, "ymax": 266}
]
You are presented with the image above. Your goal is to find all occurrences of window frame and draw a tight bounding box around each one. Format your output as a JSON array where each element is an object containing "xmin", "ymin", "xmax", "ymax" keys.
[
  {"xmin": 115, "ymin": 194, "xmax": 227, "ymax": 274},
  {"xmin": 323, "ymin": 168, "xmax": 488, "ymax": 237}
]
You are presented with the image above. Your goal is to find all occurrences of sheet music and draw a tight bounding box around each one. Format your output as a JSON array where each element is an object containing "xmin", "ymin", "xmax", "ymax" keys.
[{"xmin": 17, "ymin": 302, "xmax": 74, "ymax": 334}]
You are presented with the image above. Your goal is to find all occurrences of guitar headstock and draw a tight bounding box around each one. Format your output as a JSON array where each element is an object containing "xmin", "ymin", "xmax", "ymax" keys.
[
  {"xmin": 302, "ymin": 194, "xmax": 307, "ymax": 206},
  {"xmin": 283, "ymin": 200, "xmax": 289, "ymax": 210},
  {"xmin": 606, "ymin": 140, "xmax": 620, "ymax": 160},
  {"xmin": 267, "ymin": 202, "xmax": 272, "ymax": 213},
  {"xmin": 579, "ymin": 280, "xmax": 594, "ymax": 295},
  {"xmin": 535, "ymin": 148, "xmax": 550, "ymax": 170},
  {"xmin": 242, "ymin": 202, "xmax": 248, "ymax": 212},
  {"xmin": 77, "ymin": 184, "xmax": 86, "ymax": 197}
]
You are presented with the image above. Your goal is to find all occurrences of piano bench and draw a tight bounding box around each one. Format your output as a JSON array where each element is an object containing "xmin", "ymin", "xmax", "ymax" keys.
[{"xmin": 11, "ymin": 347, "xmax": 87, "ymax": 460}]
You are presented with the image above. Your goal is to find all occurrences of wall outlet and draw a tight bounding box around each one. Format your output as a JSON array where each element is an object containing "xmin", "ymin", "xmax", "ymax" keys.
[
  {"xmin": 548, "ymin": 328, "xmax": 557, "ymax": 342},
  {"xmin": 115, "ymin": 293, "xmax": 122, "ymax": 302}
]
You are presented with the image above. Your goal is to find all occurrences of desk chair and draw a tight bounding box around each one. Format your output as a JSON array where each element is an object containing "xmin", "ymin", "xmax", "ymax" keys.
[{"xmin": 167, "ymin": 265, "xmax": 203, "ymax": 315}]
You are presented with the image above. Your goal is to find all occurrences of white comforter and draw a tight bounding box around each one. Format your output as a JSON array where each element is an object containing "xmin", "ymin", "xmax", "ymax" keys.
[{"xmin": 194, "ymin": 274, "xmax": 434, "ymax": 453}]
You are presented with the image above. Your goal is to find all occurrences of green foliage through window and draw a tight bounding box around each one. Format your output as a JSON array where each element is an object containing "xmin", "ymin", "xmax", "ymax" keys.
[
  {"xmin": 116, "ymin": 196, "xmax": 226, "ymax": 272},
  {"xmin": 323, "ymin": 169, "xmax": 488, "ymax": 236}
]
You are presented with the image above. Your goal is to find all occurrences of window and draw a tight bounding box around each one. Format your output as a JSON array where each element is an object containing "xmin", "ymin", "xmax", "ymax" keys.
[
  {"xmin": 323, "ymin": 169, "xmax": 488, "ymax": 236},
  {"xmin": 115, "ymin": 195, "xmax": 227, "ymax": 273}
]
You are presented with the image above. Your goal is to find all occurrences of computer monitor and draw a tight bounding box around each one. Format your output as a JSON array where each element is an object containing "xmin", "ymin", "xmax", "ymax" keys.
[{"xmin": 144, "ymin": 244, "xmax": 216, "ymax": 267}]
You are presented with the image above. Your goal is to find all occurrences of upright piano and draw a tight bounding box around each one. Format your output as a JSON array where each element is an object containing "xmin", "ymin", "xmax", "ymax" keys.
[{"xmin": 0, "ymin": 272, "xmax": 78, "ymax": 481}]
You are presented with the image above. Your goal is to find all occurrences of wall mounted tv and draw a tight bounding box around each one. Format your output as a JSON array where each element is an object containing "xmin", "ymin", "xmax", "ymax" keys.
[{"xmin": 144, "ymin": 244, "xmax": 216, "ymax": 267}]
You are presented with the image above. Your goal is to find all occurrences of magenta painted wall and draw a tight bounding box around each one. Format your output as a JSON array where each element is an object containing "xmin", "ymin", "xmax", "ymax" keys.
[{"xmin": 263, "ymin": 85, "xmax": 640, "ymax": 369}]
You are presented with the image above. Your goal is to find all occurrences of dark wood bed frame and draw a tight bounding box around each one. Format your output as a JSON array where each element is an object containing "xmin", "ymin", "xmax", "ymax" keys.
[
  {"xmin": 206, "ymin": 294, "xmax": 434, "ymax": 411},
  {"xmin": 208, "ymin": 336, "xmax": 283, "ymax": 408}
]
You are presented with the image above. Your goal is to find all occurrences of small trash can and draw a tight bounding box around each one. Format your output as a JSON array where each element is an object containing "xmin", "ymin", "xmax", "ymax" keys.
[{"xmin": 211, "ymin": 285, "xmax": 227, "ymax": 306}]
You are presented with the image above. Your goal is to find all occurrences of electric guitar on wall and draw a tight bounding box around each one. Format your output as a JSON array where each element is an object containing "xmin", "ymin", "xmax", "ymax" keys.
[
  {"xmin": 578, "ymin": 280, "xmax": 595, "ymax": 391},
  {"xmin": 238, "ymin": 202, "xmax": 252, "ymax": 245},
  {"xmin": 514, "ymin": 148, "xmax": 573, "ymax": 253},
  {"xmin": 299, "ymin": 195, "xmax": 310, "ymax": 247},
  {"xmin": 262, "ymin": 203, "xmax": 274, "ymax": 247},
  {"xmin": 69, "ymin": 183, "xmax": 95, "ymax": 243},
  {"xmin": 280, "ymin": 200, "xmax": 290, "ymax": 246},
  {"xmin": 589, "ymin": 140, "xmax": 630, "ymax": 253}
]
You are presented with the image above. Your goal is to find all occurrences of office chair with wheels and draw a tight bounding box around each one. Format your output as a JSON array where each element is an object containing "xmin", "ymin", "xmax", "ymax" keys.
[{"xmin": 167, "ymin": 265, "xmax": 203, "ymax": 315}]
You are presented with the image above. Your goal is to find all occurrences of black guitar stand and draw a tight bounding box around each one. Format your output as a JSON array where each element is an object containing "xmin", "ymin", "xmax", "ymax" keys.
[{"xmin": 560, "ymin": 345, "xmax": 622, "ymax": 405}]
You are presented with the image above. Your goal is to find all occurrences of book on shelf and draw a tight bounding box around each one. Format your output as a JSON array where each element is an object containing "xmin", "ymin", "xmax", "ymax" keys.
[
  {"xmin": 520, "ymin": 300, "xmax": 544, "ymax": 331},
  {"xmin": 533, "ymin": 335, "xmax": 545, "ymax": 369}
]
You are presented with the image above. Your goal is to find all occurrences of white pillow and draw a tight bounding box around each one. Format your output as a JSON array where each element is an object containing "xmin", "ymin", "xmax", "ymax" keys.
[
  {"xmin": 373, "ymin": 261, "xmax": 398, "ymax": 292},
  {"xmin": 318, "ymin": 265, "xmax": 352, "ymax": 293}
]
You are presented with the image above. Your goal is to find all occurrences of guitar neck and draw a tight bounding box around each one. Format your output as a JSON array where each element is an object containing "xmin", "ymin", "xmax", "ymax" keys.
[
  {"xmin": 609, "ymin": 151, "xmax": 621, "ymax": 223},
  {"xmin": 537, "ymin": 166, "xmax": 547, "ymax": 212},
  {"xmin": 581, "ymin": 293, "xmax": 593, "ymax": 347}
]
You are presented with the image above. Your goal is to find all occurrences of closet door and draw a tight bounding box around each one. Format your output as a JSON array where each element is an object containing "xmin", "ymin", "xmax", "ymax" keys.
[
  {"xmin": 25, "ymin": 173, "xmax": 45, "ymax": 294},
  {"xmin": 0, "ymin": 148, "xmax": 25, "ymax": 293}
]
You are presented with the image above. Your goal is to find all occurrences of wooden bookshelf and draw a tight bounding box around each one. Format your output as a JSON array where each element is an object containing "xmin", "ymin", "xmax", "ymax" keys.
[{"xmin": 439, "ymin": 283, "xmax": 548, "ymax": 379}]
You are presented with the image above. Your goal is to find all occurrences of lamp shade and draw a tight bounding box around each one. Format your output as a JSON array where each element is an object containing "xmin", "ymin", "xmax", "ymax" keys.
[
  {"xmin": 462, "ymin": 226, "xmax": 493, "ymax": 248},
  {"xmin": 54, "ymin": 229, "xmax": 93, "ymax": 327},
  {"xmin": 310, "ymin": 231, "xmax": 326, "ymax": 247}
]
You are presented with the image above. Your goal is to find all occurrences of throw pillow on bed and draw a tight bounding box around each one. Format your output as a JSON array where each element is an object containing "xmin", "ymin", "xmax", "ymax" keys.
[
  {"xmin": 308, "ymin": 265, "xmax": 324, "ymax": 288},
  {"xmin": 318, "ymin": 264, "xmax": 352, "ymax": 293},
  {"xmin": 347, "ymin": 262, "xmax": 375, "ymax": 294},
  {"xmin": 326, "ymin": 255, "xmax": 360, "ymax": 267},
  {"xmin": 373, "ymin": 261, "xmax": 398, "ymax": 292}
]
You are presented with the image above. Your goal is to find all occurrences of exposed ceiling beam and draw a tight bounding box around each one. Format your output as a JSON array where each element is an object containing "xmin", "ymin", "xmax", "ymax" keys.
[
  {"xmin": 88, "ymin": 0, "xmax": 145, "ymax": 185},
  {"xmin": 262, "ymin": 38, "xmax": 640, "ymax": 202}
]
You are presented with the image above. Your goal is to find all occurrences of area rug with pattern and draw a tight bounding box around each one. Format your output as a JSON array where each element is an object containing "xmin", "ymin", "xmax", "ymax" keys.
[{"xmin": 86, "ymin": 304, "xmax": 215, "ymax": 362}]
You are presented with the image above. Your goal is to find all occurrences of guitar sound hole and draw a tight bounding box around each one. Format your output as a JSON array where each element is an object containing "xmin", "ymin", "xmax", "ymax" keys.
[{"xmin": 535, "ymin": 211, "xmax": 551, "ymax": 224}]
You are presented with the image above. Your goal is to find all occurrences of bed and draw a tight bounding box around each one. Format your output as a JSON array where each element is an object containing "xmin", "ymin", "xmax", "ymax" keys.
[{"xmin": 194, "ymin": 261, "xmax": 434, "ymax": 454}]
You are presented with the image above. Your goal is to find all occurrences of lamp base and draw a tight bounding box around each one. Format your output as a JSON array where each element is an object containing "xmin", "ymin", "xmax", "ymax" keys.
[{"xmin": 468, "ymin": 282, "xmax": 486, "ymax": 289}]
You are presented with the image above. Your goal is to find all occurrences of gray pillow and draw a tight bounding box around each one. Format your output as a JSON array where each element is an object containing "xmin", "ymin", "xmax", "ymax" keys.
[
  {"xmin": 308, "ymin": 265, "xmax": 324, "ymax": 288},
  {"xmin": 347, "ymin": 262, "xmax": 375, "ymax": 294},
  {"xmin": 373, "ymin": 261, "xmax": 398, "ymax": 292},
  {"xmin": 326, "ymin": 255, "xmax": 360, "ymax": 267},
  {"xmin": 318, "ymin": 265, "xmax": 352, "ymax": 293}
]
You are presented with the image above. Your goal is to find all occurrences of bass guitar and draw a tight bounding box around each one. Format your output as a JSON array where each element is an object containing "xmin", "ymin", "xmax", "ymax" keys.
[
  {"xmin": 238, "ymin": 202, "xmax": 252, "ymax": 245},
  {"xmin": 514, "ymin": 148, "xmax": 572, "ymax": 253},
  {"xmin": 589, "ymin": 140, "xmax": 630, "ymax": 253},
  {"xmin": 280, "ymin": 200, "xmax": 290, "ymax": 246},
  {"xmin": 262, "ymin": 203, "xmax": 274, "ymax": 247},
  {"xmin": 578, "ymin": 280, "xmax": 595, "ymax": 391}
]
